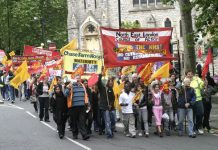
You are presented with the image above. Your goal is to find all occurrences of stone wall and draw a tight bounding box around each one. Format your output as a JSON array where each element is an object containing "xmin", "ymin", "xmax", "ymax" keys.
[{"xmin": 67, "ymin": 0, "xmax": 218, "ymax": 75}]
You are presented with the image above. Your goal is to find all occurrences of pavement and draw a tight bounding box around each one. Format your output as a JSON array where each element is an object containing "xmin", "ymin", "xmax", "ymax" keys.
[{"xmin": 1, "ymin": 99, "xmax": 218, "ymax": 150}]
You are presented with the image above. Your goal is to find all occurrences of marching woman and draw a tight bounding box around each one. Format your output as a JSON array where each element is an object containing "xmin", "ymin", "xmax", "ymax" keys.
[
  {"xmin": 37, "ymin": 77, "xmax": 50, "ymax": 122},
  {"xmin": 29, "ymin": 76, "xmax": 38, "ymax": 112},
  {"xmin": 50, "ymin": 85, "xmax": 68, "ymax": 139},
  {"xmin": 151, "ymin": 83, "xmax": 164, "ymax": 137}
]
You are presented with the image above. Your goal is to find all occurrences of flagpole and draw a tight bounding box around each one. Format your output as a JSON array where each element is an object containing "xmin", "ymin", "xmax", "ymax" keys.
[
  {"xmin": 118, "ymin": 0, "xmax": 121, "ymax": 29},
  {"xmin": 212, "ymin": 47, "xmax": 215, "ymax": 76}
]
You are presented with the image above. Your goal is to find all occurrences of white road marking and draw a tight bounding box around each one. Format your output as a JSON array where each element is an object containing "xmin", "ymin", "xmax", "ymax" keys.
[
  {"xmin": 65, "ymin": 137, "xmax": 92, "ymax": 150},
  {"xmin": 26, "ymin": 111, "xmax": 37, "ymax": 118},
  {"xmin": 41, "ymin": 122, "xmax": 92, "ymax": 150},
  {"xmin": 8, "ymin": 104, "xmax": 24, "ymax": 110},
  {"xmin": 41, "ymin": 121, "xmax": 56, "ymax": 131}
]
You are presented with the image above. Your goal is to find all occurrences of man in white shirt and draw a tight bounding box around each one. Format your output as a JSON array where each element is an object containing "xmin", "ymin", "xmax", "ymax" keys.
[{"xmin": 119, "ymin": 81, "xmax": 136, "ymax": 138}]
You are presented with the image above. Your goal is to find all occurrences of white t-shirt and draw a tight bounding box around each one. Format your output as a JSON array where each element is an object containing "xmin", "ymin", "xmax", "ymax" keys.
[{"xmin": 119, "ymin": 91, "xmax": 135, "ymax": 114}]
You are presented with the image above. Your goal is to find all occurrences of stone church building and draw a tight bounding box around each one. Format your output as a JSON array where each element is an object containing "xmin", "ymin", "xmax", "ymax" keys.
[{"xmin": 67, "ymin": 0, "xmax": 218, "ymax": 75}]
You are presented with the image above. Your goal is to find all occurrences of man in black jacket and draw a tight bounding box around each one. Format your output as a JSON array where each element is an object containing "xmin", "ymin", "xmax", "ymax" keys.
[
  {"xmin": 178, "ymin": 78, "xmax": 196, "ymax": 138},
  {"xmin": 97, "ymin": 73, "xmax": 115, "ymax": 139}
]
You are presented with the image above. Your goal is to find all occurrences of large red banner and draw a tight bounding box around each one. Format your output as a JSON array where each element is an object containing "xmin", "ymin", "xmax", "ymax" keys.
[
  {"xmin": 12, "ymin": 55, "xmax": 46, "ymax": 67},
  {"xmin": 23, "ymin": 45, "xmax": 59, "ymax": 57},
  {"xmin": 100, "ymin": 27, "xmax": 175, "ymax": 67}
]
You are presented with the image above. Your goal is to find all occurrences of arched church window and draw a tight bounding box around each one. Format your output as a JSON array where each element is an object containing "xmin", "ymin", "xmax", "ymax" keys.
[
  {"xmin": 87, "ymin": 24, "xmax": 96, "ymax": 33},
  {"xmin": 164, "ymin": 18, "xmax": 171, "ymax": 27}
]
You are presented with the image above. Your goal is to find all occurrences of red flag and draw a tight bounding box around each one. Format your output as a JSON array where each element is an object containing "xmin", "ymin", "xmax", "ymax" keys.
[
  {"xmin": 202, "ymin": 48, "xmax": 213, "ymax": 79},
  {"xmin": 137, "ymin": 64, "xmax": 146, "ymax": 74},
  {"xmin": 88, "ymin": 73, "xmax": 99, "ymax": 87},
  {"xmin": 197, "ymin": 48, "xmax": 202, "ymax": 58}
]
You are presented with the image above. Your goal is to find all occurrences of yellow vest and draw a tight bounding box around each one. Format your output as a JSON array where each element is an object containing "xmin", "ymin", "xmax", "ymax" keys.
[{"xmin": 190, "ymin": 77, "xmax": 204, "ymax": 101}]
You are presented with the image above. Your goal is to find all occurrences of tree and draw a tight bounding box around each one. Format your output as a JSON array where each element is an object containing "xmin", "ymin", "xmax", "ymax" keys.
[
  {"xmin": 0, "ymin": 0, "xmax": 67, "ymax": 54},
  {"xmin": 163, "ymin": 0, "xmax": 218, "ymax": 72},
  {"xmin": 121, "ymin": 20, "xmax": 141, "ymax": 29},
  {"xmin": 163, "ymin": 0, "xmax": 195, "ymax": 73},
  {"xmin": 194, "ymin": 0, "xmax": 218, "ymax": 48}
]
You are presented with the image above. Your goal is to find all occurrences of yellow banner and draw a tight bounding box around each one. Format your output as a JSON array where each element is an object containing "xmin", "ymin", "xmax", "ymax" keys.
[{"xmin": 63, "ymin": 50, "xmax": 103, "ymax": 76}]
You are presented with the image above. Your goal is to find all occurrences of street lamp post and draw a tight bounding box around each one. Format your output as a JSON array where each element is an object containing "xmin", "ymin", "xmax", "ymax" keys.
[
  {"xmin": 34, "ymin": 17, "xmax": 46, "ymax": 45},
  {"xmin": 41, "ymin": 17, "xmax": 46, "ymax": 45},
  {"xmin": 7, "ymin": 0, "xmax": 11, "ymax": 52}
]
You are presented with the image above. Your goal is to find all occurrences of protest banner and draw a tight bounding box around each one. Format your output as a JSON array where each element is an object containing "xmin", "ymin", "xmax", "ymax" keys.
[
  {"xmin": 100, "ymin": 27, "xmax": 175, "ymax": 67},
  {"xmin": 11, "ymin": 55, "xmax": 46, "ymax": 67},
  {"xmin": 23, "ymin": 45, "xmax": 60, "ymax": 57},
  {"xmin": 63, "ymin": 50, "xmax": 103, "ymax": 75}
]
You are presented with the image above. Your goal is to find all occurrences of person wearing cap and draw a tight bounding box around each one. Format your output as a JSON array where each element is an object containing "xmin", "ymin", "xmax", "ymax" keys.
[
  {"xmin": 177, "ymin": 78, "xmax": 196, "ymax": 138},
  {"xmin": 64, "ymin": 75, "xmax": 90, "ymax": 140},
  {"xmin": 185, "ymin": 70, "xmax": 204, "ymax": 135}
]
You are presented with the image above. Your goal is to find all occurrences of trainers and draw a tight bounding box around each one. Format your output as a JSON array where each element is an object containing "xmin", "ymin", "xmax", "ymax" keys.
[
  {"xmin": 145, "ymin": 132, "xmax": 149, "ymax": 137},
  {"xmin": 82, "ymin": 135, "xmax": 90, "ymax": 140},
  {"xmin": 126, "ymin": 133, "xmax": 131, "ymax": 137},
  {"xmin": 138, "ymin": 133, "xmax": 143, "ymax": 137},
  {"xmin": 198, "ymin": 129, "xmax": 204, "ymax": 135},
  {"xmin": 166, "ymin": 131, "xmax": 171, "ymax": 136},
  {"xmin": 159, "ymin": 132, "xmax": 163, "ymax": 137},
  {"xmin": 73, "ymin": 135, "xmax": 78, "ymax": 139},
  {"xmin": 189, "ymin": 134, "xmax": 196, "ymax": 138},
  {"xmin": 178, "ymin": 132, "xmax": 183, "ymax": 136},
  {"xmin": 208, "ymin": 129, "xmax": 215, "ymax": 134},
  {"xmin": 59, "ymin": 134, "xmax": 64, "ymax": 139}
]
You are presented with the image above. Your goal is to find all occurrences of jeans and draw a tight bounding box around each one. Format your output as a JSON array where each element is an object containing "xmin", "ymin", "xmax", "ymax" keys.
[
  {"xmin": 8, "ymin": 85, "xmax": 15, "ymax": 101},
  {"xmin": 137, "ymin": 108, "xmax": 149, "ymax": 133},
  {"xmin": 110, "ymin": 110, "xmax": 116, "ymax": 132},
  {"xmin": 193, "ymin": 101, "xmax": 204, "ymax": 131},
  {"xmin": 178, "ymin": 108, "xmax": 194, "ymax": 135},
  {"xmin": 103, "ymin": 110, "xmax": 115, "ymax": 137},
  {"xmin": 163, "ymin": 108, "xmax": 174, "ymax": 132},
  {"xmin": 0, "ymin": 86, "xmax": 7, "ymax": 99}
]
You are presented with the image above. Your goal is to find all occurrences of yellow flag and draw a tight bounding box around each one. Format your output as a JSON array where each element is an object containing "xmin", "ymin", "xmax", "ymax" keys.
[
  {"xmin": 121, "ymin": 66, "xmax": 136, "ymax": 75},
  {"xmin": 2, "ymin": 56, "xmax": 8, "ymax": 65},
  {"xmin": 6, "ymin": 60, "xmax": 12, "ymax": 66},
  {"xmin": 113, "ymin": 80, "xmax": 121, "ymax": 110},
  {"xmin": 10, "ymin": 67, "xmax": 30, "ymax": 89},
  {"xmin": 60, "ymin": 38, "xmax": 77, "ymax": 55},
  {"xmin": 14, "ymin": 61, "xmax": 28, "ymax": 75},
  {"xmin": 138, "ymin": 63, "xmax": 153, "ymax": 85},
  {"xmin": 148, "ymin": 62, "xmax": 170, "ymax": 83},
  {"xmin": 49, "ymin": 76, "xmax": 57, "ymax": 92},
  {"xmin": 9, "ymin": 51, "xmax": 15, "ymax": 57}
]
